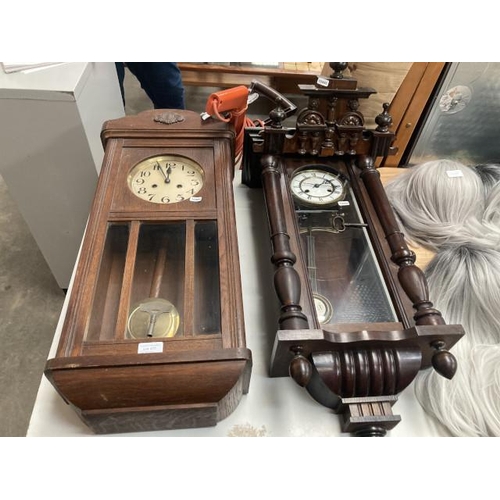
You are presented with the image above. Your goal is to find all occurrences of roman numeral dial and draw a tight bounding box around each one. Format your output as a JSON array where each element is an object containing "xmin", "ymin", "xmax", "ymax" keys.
[{"xmin": 290, "ymin": 167, "xmax": 346, "ymax": 207}]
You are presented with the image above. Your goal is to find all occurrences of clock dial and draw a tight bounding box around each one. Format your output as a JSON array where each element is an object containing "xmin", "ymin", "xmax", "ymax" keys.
[
  {"xmin": 290, "ymin": 168, "xmax": 345, "ymax": 207},
  {"xmin": 127, "ymin": 155, "xmax": 204, "ymax": 204}
]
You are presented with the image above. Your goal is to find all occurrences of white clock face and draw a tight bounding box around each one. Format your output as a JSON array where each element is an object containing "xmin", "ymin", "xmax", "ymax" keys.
[
  {"xmin": 290, "ymin": 168, "xmax": 345, "ymax": 207},
  {"xmin": 128, "ymin": 155, "xmax": 204, "ymax": 204}
]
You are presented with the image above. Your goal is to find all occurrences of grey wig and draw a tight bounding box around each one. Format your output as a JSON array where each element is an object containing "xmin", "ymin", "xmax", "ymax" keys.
[{"xmin": 385, "ymin": 159, "xmax": 500, "ymax": 436}]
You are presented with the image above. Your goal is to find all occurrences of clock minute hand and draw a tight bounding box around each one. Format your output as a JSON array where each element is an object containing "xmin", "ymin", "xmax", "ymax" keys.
[
  {"xmin": 303, "ymin": 179, "xmax": 330, "ymax": 189},
  {"xmin": 302, "ymin": 181, "xmax": 322, "ymax": 188}
]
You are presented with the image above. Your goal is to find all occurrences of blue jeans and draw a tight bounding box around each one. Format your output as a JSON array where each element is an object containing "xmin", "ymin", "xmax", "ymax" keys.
[{"xmin": 116, "ymin": 62, "xmax": 185, "ymax": 110}]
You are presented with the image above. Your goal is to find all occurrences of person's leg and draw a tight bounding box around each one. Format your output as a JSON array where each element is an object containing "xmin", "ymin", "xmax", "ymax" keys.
[{"xmin": 125, "ymin": 62, "xmax": 185, "ymax": 109}]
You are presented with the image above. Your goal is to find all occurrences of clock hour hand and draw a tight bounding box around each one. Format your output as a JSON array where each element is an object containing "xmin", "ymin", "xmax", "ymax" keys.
[{"xmin": 164, "ymin": 165, "xmax": 172, "ymax": 183}]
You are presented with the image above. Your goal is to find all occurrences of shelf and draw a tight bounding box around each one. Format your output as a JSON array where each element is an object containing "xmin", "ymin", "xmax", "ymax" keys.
[{"xmin": 178, "ymin": 62, "xmax": 324, "ymax": 93}]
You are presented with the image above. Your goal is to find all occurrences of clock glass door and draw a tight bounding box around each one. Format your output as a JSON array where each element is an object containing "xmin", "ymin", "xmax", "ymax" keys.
[
  {"xmin": 128, "ymin": 223, "xmax": 185, "ymax": 339},
  {"xmin": 295, "ymin": 178, "xmax": 398, "ymax": 326},
  {"xmin": 86, "ymin": 223, "xmax": 129, "ymax": 341},
  {"xmin": 85, "ymin": 219, "xmax": 221, "ymax": 342}
]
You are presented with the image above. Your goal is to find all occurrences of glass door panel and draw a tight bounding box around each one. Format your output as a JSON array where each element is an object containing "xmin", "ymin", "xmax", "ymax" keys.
[
  {"xmin": 297, "ymin": 188, "xmax": 397, "ymax": 325},
  {"xmin": 86, "ymin": 223, "xmax": 129, "ymax": 341},
  {"xmin": 128, "ymin": 223, "xmax": 186, "ymax": 339},
  {"xmin": 86, "ymin": 220, "xmax": 222, "ymax": 342},
  {"xmin": 194, "ymin": 221, "xmax": 220, "ymax": 335}
]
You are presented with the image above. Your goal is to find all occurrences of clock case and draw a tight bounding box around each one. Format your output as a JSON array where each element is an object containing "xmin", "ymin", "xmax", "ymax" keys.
[
  {"xmin": 44, "ymin": 110, "xmax": 252, "ymax": 434},
  {"xmin": 242, "ymin": 64, "xmax": 464, "ymax": 436}
]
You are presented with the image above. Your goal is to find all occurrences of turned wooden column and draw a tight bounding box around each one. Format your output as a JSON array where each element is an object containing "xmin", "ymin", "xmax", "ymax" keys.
[
  {"xmin": 260, "ymin": 154, "xmax": 309, "ymax": 331},
  {"xmin": 358, "ymin": 155, "xmax": 457, "ymax": 379}
]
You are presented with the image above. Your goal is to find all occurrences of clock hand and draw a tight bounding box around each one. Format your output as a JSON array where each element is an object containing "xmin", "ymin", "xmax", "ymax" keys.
[
  {"xmin": 164, "ymin": 165, "xmax": 172, "ymax": 183},
  {"xmin": 303, "ymin": 179, "xmax": 331, "ymax": 189},
  {"xmin": 303, "ymin": 180, "xmax": 333, "ymax": 190},
  {"xmin": 156, "ymin": 162, "xmax": 172, "ymax": 184},
  {"xmin": 302, "ymin": 181, "xmax": 322, "ymax": 188}
]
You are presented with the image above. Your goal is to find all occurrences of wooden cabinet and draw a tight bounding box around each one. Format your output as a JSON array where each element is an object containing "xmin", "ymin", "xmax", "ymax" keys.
[{"xmin": 44, "ymin": 109, "xmax": 252, "ymax": 434}]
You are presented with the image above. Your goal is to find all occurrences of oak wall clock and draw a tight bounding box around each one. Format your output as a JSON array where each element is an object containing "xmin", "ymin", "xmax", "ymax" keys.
[
  {"xmin": 242, "ymin": 63, "xmax": 464, "ymax": 436},
  {"xmin": 44, "ymin": 110, "xmax": 252, "ymax": 434}
]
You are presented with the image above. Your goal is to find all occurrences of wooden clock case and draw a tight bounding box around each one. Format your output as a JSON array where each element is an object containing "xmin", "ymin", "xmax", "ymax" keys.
[
  {"xmin": 44, "ymin": 109, "xmax": 252, "ymax": 434},
  {"xmin": 242, "ymin": 64, "xmax": 464, "ymax": 436}
]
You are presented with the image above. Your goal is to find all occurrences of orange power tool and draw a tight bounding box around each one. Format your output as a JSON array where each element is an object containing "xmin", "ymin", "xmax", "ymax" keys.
[{"xmin": 203, "ymin": 80, "xmax": 297, "ymax": 163}]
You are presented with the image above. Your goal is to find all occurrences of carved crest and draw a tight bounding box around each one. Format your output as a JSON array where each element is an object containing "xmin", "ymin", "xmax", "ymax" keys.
[
  {"xmin": 297, "ymin": 109, "xmax": 326, "ymax": 128},
  {"xmin": 339, "ymin": 112, "xmax": 363, "ymax": 126},
  {"xmin": 153, "ymin": 112, "xmax": 185, "ymax": 125}
]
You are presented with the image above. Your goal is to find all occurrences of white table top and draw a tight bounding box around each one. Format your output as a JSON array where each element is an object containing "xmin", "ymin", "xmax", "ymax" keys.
[
  {"xmin": 27, "ymin": 170, "xmax": 451, "ymax": 437},
  {"xmin": 0, "ymin": 62, "xmax": 93, "ymax": 101}
]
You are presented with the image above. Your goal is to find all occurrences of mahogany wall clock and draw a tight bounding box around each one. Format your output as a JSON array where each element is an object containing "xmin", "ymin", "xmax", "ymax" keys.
[
  {"xmin": 44, "ymin": 109, "xmax": 252, "ymax": 434},
  {"xmin": 242, "ymin": 63, "xmax": 464, "ymax": 436}
]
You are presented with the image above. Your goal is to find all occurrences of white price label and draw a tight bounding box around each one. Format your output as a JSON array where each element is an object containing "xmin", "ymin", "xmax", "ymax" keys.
[
  {"xmin": 316, "ymin": 76, "xmax": 329, "ymax": 87},
  {"xmin": 190, "ymin": 196, "xmax": 203, "ymax": 202},
  {"xmin": 446, "ymin": 170, "xmax": 464, "ymax": 178},
  {"xmin": 338, "ymin": 200, "xmax": 350, "ymax": 206},
  {"xmin": 138, "ymin": 342, "xmax": 164, "ymax": 354}
]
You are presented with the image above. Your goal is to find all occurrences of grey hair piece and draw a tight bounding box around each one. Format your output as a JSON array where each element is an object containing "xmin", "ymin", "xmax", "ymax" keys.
[
  {"xmin": 385, "ymin": 159, "xmax": 500, "ymax": 436},
  {"xmin": 383, "ymin": 159, "xmax": 499, "ymax": 252},
  {"xmin": 473, "ymin": 163, "xmax": 500, "ymax": 193}
]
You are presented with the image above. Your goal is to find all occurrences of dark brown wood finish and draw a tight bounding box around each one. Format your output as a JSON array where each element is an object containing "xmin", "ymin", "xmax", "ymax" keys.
[
  {"xmin": 260, "ymin": 154, "xmax": 310, "ymax": 332},
  {"xmin": 242, "ymin": 64, "xmax": 464, "ymax": 436},
  {"xmin": 44, "ymin": 109, "xmax": 252, "ymax": 434}
]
